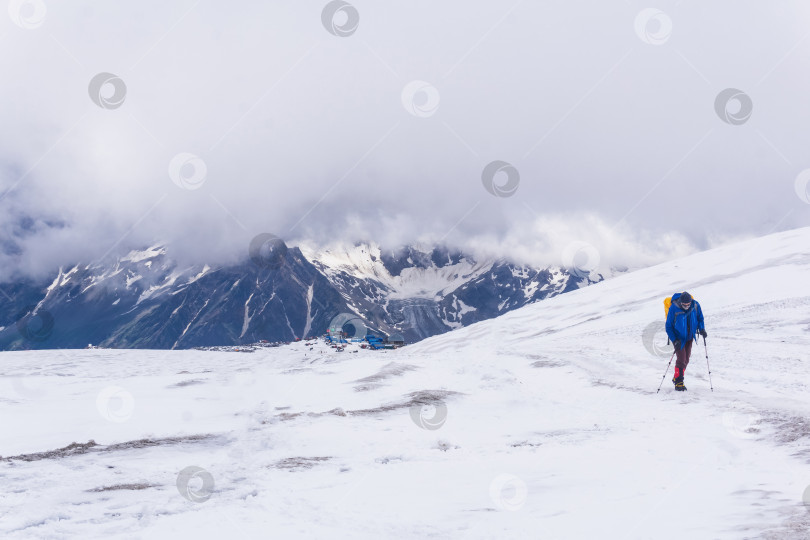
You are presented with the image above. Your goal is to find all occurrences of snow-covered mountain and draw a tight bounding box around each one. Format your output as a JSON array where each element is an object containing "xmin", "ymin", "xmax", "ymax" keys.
[
  {"xmin": 1, "ymin": 227, "xmax": 808, "ymax": 539},
  {"xmin": 301, "ymin": 242, "xmax": 600, "ymax": 342},
  {"xmin": 0, "ymin": 244, "xmax": 350, "ymax": 350},
  {"xmin": 0, "ymin": 241, "xmax": 604, "ymax": 350}
]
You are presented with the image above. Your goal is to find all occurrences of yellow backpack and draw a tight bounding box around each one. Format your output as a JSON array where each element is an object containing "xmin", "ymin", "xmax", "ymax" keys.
[{"xmin": 664, "ymin": 295, "xmax": 696, "ymax": 318}]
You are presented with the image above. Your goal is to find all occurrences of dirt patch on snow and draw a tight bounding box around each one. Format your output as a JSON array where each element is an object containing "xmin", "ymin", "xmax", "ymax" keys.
[
  {"xmin": 348, "ymin": 389, "xmax": 461, "ymax": 416},
  {"xmin": 2, "ymin": 434, "xmax": 219, "ymax": 462},
  {"xmin": 87, "ymin": 482, "xmax": 160, "ymax": 492},
  {"xmin": 269, "ymin": 389, "xmax": 462, "ymax": 423},
  {"xmin": 352, "ymin": 362, "xmax": 418, "ymax": 392},
  {"xmin": 530, "ymin": 359, "xmax": 567, "ymax": 368},
  {"xmin": 171, "ymin": 379, "xmax": 206, "ymax": 387},
  {"xmin": 272, "ymin": 456, "xmax": 331, "ymax": 471}
]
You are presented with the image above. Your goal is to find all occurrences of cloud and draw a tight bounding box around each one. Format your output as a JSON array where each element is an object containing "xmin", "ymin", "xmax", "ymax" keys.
[
  {"xmin": 300, "ymin": 210, "xmax": 698, "ymax": 271},
  {"xmin": 1, "ymin": 0, "xmax": 809, "ymax": 281}
]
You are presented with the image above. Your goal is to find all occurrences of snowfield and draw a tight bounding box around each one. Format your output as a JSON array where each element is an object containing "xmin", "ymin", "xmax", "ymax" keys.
[{"xmin": 2, "ymin": 228, "xmax": 810, "ymax": 539}]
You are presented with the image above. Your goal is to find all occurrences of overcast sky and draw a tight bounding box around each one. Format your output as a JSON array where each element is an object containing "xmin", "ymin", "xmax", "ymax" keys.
[{"xmin": 1, "ymin": 0, "xmax": 810, "ymax": 281}]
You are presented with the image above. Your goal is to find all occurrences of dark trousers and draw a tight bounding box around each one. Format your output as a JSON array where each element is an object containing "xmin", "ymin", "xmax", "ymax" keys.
[{"xmin": 674, "ymin": 339, "xmax": 693, "ymax": 379}]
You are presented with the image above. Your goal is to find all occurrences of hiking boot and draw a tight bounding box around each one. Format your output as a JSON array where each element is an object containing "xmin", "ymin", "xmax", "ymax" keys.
[{"xmin": 673, "ymin": 375, "xmax": 687, "ymax": 391}]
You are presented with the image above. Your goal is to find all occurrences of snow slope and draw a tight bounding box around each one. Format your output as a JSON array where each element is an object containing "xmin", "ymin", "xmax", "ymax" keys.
[{"xmin": 1, "ymin": 228, "xmax": 810, "ymax": 539}]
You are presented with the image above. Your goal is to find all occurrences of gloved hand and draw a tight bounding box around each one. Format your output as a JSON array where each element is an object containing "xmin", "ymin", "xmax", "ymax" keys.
[
  {"xmin": 699, "ymin": 329, "xmax": 707, "ymax": 338},
  {"xmin": 673, "ymin": 339, "xmax": 682, "ymax": 350}
]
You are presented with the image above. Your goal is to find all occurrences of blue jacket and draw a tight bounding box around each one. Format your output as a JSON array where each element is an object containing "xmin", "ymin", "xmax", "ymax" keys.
[{"xmin": 665, "ymin": 293, "xmax": 705, "ymax": 350}]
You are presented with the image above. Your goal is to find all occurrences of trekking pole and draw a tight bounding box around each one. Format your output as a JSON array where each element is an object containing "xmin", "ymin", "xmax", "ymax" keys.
[
  {"xmin": 657, "ymin": 351, "xmax": 676, "ymax": 393},
  {"xmin": 703, "ymin": 336, "xmax": 713, "ymax": 391}
]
